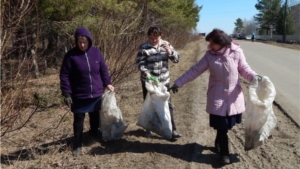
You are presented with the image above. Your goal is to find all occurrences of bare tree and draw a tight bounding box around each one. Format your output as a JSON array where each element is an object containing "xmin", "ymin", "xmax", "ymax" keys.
[
  {"xmin": 243, "ymin": 19, "xmax": 257, "ymax": 35},
  {"xmin": 1, "ymin": 0, "xmax": 38, "ymax": 137},
  {"xmin": 1, "ymin": 0, "xmax": 37, "ymax": 59}
]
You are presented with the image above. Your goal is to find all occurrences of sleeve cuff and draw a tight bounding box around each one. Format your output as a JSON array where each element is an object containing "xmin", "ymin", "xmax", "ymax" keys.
[{"xmin": 168, "ymin": 51, "xmax": 174, "ymax": 56}]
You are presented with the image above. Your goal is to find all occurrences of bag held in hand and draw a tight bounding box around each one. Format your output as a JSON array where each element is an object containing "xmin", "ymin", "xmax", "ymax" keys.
[
  {"xmin": 137, "ymin": 81, "xmax": 172, "ymax": 139},
  {"xmin": 244, "ymin": 76, "xmax": 277, "ymax": 151},
  {"xmin": 100, "ymin": 91, "xmax": 127, "ymax": 141}
]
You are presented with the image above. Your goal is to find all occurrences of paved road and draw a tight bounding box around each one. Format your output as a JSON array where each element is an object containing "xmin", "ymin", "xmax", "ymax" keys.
[{"xmin": 237, "ymin": 40, "xmax": 300, "ymax": 126}]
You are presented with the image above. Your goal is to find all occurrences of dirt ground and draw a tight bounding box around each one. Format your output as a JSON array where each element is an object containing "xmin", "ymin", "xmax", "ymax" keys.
[{"xmin": 1, "ymin": 39, "xmax": 299, "ymax": 169}]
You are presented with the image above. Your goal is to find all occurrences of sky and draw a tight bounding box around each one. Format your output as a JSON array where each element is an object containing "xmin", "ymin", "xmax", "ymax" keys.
[{"xmin": 195, "ymin": 0, "xmax": 259, "ymax": 35}]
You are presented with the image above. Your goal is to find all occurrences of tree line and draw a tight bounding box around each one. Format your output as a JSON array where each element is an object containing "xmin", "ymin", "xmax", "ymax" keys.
[
  {"xmin": 233, "ymin": 0, "xmax": 296, "ymax": 40},
  {"xmin": 0, "ymin": 0, "xmax": 202, "ymax": 137}
]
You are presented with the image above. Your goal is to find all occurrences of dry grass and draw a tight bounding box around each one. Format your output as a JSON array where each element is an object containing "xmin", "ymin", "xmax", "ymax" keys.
[
  {"xmin": 256, "ymin": 40, "xmax": 300, "ymax": 50},
  {"xmin": 265, "ymin": 41, "xmax": 300, "ymax": 50}
]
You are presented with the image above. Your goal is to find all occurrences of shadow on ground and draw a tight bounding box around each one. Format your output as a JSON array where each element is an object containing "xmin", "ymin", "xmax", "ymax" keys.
[
  {"xmin": 1, "ymin": 129, "xmax": 240, "ymax": 168},
  {"xmin": 91, "ymin": 129, "xmax": 241, "ymax": 168}
]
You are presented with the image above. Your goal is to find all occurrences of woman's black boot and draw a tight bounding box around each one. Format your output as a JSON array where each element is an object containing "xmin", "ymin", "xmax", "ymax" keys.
[
  {"xmin": 215, "ymin": 131, "xmax": 220, "ymax": 153},
  {"xmin": 73, "ymin": 133, "xmax": 82, "ymax": 157},
  {"xmin": 218, "ymin": 129, "xmax": 230, "ymax": 164}
]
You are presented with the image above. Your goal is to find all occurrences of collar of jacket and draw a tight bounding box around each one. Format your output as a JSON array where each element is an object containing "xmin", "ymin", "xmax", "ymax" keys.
[
  {"xmin": 146, "ymin": 39, "xmax": 165, "ymax": 49},
  {"xmin": 207, "ymin": 42, "xmax": 240, "ymax": 57},
  {"xmin": 208, "ymin": 46, "xmax": 228, "ymax": 56},
  {"xmin": 75, "ymin": 47, "xmax": 88, "ymax": 54}
]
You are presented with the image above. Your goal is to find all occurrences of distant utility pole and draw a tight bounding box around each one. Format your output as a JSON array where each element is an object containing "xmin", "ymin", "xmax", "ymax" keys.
[
  {"xmin": 270, "ymin": 25, "xmax": 273, "ymax": 39},
  {"xmin": 283, "ymin": 0, "xmax": 288, "ymax": 43}
]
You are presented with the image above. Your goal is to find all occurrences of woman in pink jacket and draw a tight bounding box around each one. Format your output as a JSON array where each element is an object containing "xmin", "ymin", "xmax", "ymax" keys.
[{"xmin": 170, "ymin": 29, "xmax": 261, "ymax": 164}]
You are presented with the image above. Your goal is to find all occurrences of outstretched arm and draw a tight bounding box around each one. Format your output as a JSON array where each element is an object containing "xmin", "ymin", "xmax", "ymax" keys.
[
  {"xmin": 174, "ymin": 54, "xmax": 209, "ymax": 88},
  {"xmin": 237, "ymin": 49, "xmax": 257, "ymax": 82}
]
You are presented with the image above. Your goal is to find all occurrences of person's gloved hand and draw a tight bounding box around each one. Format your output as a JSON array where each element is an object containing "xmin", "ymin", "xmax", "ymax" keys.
[
  {"xmin": 168, "ymin": 84, "xmax": 179, "ymax": 94},
  {"xmin": 64, "ymin": 94, "xmax": 73, "ymax": 108},
  {"xmin": 147, "ymin": 75, "xmax": 159, "ymax": 83},
  {"xmin": 256, "ymin": 75, "xmax": 262, "ymax": 81},
  {"xmin": 250, "ymin": 75, "xmax": 263, "ymax": 87}
]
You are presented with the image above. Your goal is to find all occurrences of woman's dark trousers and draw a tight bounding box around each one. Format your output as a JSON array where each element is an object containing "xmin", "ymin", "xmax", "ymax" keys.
[{"xmin": 73, "ymin": 111, "xmax": 100, "ymax": 149}]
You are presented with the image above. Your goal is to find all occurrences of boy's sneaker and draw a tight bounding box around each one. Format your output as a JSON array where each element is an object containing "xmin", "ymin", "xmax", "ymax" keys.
[
  {"xmin": 220, "ymin": 156, "xmax": 230, "ymax": 164},
  {"xmin": 172, "ymin": 130, "xmax": 182, "ymax": 138}
]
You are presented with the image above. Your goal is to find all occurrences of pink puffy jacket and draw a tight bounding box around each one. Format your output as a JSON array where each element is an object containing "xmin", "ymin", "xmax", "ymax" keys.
[{"xmin": 174, "ymin": 42, "xmax": 257, "ymax": 116}]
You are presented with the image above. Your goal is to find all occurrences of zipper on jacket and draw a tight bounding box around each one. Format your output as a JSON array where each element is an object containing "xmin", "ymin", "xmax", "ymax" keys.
[{"xmin": 85, "ymin": 52, "xmax": 93, "ymax": 98}]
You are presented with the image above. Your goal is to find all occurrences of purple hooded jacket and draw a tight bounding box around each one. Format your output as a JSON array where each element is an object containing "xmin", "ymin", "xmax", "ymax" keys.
[{"xmin": 60, "ymin": 28, "xmax": 112, "ymax": 99}]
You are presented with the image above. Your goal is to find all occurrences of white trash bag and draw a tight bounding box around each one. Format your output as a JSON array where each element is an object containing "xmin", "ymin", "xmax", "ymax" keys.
[
  {"xmin": 136, "ymin": 81, "xmax": 173, "ymax": 139},
  {"xmin": 244, "ymin": 76, "xmax": 277, "ymax": 151},
  {"xmin": 100, "ymin": 91, "xmax": 128, "ymax": 141}
]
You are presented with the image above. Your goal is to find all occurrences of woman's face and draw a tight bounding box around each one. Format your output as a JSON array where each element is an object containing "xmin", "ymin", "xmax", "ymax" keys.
[
  {"xmin": 77, "ymin": 38, "xmax": 89, "ymax": 51},
  {"xmin": 209, "ymin": 39, "xmax": 222, "ymax": 51},
  {"xmin": 148, "ymin": 34, "xmax": 161, "ymax": 47}
]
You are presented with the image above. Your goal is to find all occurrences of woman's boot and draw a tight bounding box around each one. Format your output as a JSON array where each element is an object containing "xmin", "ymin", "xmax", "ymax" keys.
[
  {"xmin": 218, "ymin": 129, "xmax": 230, "ymax": 164},
  {"xmin": 214, "ymin": 131, "xmax": 220, "ymax": 153},
  {"xmin": 73, "ymin": 133, "xmax": 82, "ymax": 157}
]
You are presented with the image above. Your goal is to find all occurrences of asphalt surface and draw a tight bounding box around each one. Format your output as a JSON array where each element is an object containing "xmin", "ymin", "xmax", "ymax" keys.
[{"xmin": 236, "ymin": 40, "xmax": 300, "ymax": 127}]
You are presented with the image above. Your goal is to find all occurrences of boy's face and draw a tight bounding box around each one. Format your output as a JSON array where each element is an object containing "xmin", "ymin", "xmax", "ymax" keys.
[{"xmin": 148, "ymin": 34, "xmax": 161, "ymax": 46}]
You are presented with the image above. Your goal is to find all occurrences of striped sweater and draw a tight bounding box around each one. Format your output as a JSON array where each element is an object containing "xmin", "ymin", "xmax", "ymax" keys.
[{"xmin": 136, "ymin": 39, "xmax": 180, "ymax": 85}]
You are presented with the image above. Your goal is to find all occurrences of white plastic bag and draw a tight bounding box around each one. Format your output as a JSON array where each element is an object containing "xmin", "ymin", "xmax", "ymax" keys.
[
  {"xmin": 136, "ymin": 81, "xmax": 173, "ymax": 139},
  {"xmin": 244, "ymin": 76, "xmax": 277, "ymax": 151},
  {"xmin": 100, "ymin": 91, "xmax": 127, "ymax": 141}
]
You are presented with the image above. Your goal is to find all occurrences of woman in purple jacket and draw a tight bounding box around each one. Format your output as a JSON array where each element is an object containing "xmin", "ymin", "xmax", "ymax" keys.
[
  {"xmin": 169, "ymin": 29, "xmax": 261, "ymax": 164},
  {"xmin": 60, "ymin": 27, "xmax": 114, "ymax": 157}
]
